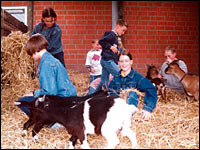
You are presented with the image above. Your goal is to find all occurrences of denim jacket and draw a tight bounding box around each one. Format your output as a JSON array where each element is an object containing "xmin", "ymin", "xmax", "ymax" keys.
[
  {"xmin": 108, "ymin": 68, "xmax": 157, "ymax": 112},
  {"xmin": 30, "ymin": 22, "xmax": 63, "ymax": 55},
  {"xmin": 34, "ymin": 51, "xmax": 77, "ymax": 97}
]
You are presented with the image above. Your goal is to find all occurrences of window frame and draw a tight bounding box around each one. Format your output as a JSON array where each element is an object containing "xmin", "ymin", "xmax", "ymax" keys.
[{"xmin": 2, "ymin": 6, "xmax": 27, "ymax": 26}]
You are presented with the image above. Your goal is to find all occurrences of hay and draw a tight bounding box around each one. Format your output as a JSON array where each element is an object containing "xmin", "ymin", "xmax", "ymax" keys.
[
  {"xmin": 1, "ymin": 31, "xmax": 34, "ymax": 86},
  {"xmin": 1, "ymin": 31, "xmax": 199, "ymax": 149}
]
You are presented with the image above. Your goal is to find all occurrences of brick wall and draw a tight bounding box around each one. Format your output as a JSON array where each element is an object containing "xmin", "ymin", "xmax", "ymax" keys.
[
  {"xmin": 1, "ymin": 1, "xmax": 199, "ymax": 76},
  {"xmin": 123, "ymin": 1, "xmax": 199, "ymax": 75}
]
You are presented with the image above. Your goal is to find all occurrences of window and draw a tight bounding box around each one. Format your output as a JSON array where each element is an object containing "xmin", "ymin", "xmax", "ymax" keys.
[{"xmin": 2, "ymin": 6, "xmax": 27, "ymax": 25}]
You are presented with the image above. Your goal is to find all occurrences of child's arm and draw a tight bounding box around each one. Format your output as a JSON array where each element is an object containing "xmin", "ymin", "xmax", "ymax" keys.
[
  {"xmin": 99, "ymin": 31, "xmax": 118, "ymax": 53},
  {"xmin": 86, "ymin": 65, "xmax": 93, "ymax": 72}
]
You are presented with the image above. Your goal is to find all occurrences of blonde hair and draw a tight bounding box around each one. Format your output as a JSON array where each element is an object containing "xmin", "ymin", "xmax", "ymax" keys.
[
  {"xmin": 116, "ymin": 19, "xmax": 128, "ymax": 28},
  {"xmin": 165, "ymin": 46, "xmax": 176, "ymax": 53}
]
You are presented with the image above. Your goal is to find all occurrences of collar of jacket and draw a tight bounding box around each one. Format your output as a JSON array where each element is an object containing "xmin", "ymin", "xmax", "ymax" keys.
[
  {"xmin": 38, "ymin": 51, "xmax": 50, "ymax": 69},
  {"xmin": 119, "ymin": 68, "xmax": 136, "ymax": 78},
  {"xmin": 112, "ymin": 30, "xmax": 119, "ymax": 36}
]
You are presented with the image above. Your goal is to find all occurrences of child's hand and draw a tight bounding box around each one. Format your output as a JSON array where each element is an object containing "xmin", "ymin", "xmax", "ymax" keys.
[
  {"xmin": 90, "ymin": 68, "xmax": 95, "ymax": 73},
  {"xmin": 139, "ymin": 109, "xmax": 151, "ymax": 120},
  {"xmin": 110, "ymin": 46, "xmax": 118, "ymax": 53}
]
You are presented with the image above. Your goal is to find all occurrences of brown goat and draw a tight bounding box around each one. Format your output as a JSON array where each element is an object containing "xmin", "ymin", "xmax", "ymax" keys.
[
  {"xmin": 165, "ymin": 60, "xmax": 199, "ymax": 101},
  {"xmin": 146, "ymin": 64, "xmax": 159, "ymax": 79},
  {"xmin": 146, "ymin": 64, "xmax": 166, "ymax": 101}
]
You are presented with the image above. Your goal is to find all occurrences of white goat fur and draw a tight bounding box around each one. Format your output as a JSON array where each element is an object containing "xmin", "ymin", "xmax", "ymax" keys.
[{"xmin": 79, "ymin": 97, "xmax": 138, "ymax": 149}]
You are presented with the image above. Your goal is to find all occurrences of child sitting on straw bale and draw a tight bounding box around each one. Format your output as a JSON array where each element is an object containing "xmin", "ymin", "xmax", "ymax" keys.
[
  {"xmin": 108, "ymin": 51, "xmax": 157, "ymax": 120},
  {"xmin": 16, "ymin": 33, "xmax": 77, "ymax": 128}
]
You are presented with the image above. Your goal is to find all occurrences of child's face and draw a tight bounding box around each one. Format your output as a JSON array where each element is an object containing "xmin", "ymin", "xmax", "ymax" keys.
[
  {"xmin": 32, "ymin": 52, "xmax": 40, "ymax": 61},
  {"xmin": 165, "ymin": 50, "xmax": 176, "ymax": 63},
  {"xmin": 92, "ymin": 41, "xmax": 101, "ymax": 50},
  {"xmin": 116, "ymin": 25, "xmax": 127, "ymax": 36},
  {"xmin": 42, "ymin": 17, "xmax": 55, "ymax": 28},
  {"xmin": 118, "ymin": 55, "xmax": 132, "ymax": 72}
]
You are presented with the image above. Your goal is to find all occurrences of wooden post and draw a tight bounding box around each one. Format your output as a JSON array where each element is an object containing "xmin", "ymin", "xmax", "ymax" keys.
[{"xmin": 27, "ymin": 1, "xmax": 33, "ymax": 33}]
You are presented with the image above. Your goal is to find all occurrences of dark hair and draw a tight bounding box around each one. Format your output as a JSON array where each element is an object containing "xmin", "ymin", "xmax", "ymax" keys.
[
  {"xmin": 40, "ymin": 7, "xmax": 57, "ymax": 30},
  {"xmin": 165, "ymin": 46, "xmax": 176, "ymax": 53},
  {"xmin": 116, "ymin": 19, "xmax": 128, "ymax": 28},
  {"xmin": 26, "ymin": 33, "xmax": 48, "ymax": 56},
  {"xmin": 119, "ymin": 50, "xmax": 132, "ymax": 60}
]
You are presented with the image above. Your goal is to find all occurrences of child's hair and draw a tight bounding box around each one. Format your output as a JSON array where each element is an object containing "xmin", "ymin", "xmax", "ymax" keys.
[
  {"xmin": 92, "ymin": 39, "xmax": 98, "ymax": 44},
  {"xmin": 116, "ymin": 19, "xmax": 128, "ymax": 28},
  {"xmin": 26, "ymin": 33, "xmax": 48, "ymax": 56},
  {"xmin": 119, "ymin": 50, "xmax": 132, "ymax": 60},
  {"xmin": 165, "ymin": 46, "xmax": 176, "ymax": 53},
  {"xmin": 40, "ymin": 7, "xmax": 57, "ymax": 30}
]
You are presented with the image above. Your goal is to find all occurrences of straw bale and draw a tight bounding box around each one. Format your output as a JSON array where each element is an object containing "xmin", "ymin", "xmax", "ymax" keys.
[
  {"xmin": 1, "ymin": 31, "xmax": 34, "ymax": 86},
  {"xmin": 1, "ymin": 32, "xmax": 199, "ymax": 148}
]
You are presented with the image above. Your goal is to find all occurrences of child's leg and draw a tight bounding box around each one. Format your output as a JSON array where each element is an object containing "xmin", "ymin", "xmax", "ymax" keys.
[
  {"xmin": 97, "ymin": 66, "xmax": 109, "ymax": 90},
  {"xmin": 89, "ymin": 75, "xmax": 95, "ymax": 84},
  {"xmin": 52, "ymin": 51, "xmax": 65, "ymax": 67},
  {"xmin": 88, "ymin": 86, "xmax": 96, "ymax": 94},
  {"xmin": 101, "ymin": 59, "xmax": 120, "ymax": 88},
  {"xmin": 106, "ymin": 60, "xmax": 120, "ymax": 76},
  {"xmin": 17, "ymin": 96, "xmax": 35, "ymax": 116}
]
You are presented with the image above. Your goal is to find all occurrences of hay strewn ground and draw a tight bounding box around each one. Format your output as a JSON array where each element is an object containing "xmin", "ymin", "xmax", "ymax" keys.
[{"xmin": 1, "ymin": 31, "xmax": 199, "ymax": 149}]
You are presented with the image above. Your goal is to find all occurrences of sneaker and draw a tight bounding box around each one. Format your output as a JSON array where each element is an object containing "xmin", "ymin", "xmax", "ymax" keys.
[{"xmin": 50, "ymin": 123, "xmax": 65, "ymax": 129}]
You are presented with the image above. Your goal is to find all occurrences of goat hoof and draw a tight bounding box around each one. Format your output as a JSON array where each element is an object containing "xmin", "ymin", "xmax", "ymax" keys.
[
  {"xmin": 22, "ymin": 130, "xmax": 27, "ymax": 137},
  {"xmin": 32, "ymin": 135, "xmax": 39, "ymax": 143}
]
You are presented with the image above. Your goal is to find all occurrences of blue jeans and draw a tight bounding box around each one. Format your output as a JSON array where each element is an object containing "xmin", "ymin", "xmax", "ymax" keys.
[
  {"xmin": 96, "ymin": 59, "xmax": 120, "ymax": 90},
  {"xmin": 127, "ymin": 91, "xmax": 139, "ymax": 107},
  {"xmin": 89, "ymin": 75, "xmax": 101, "ymax": 84},
  {"xmin": 88, "ymin": 86, "xmax": 96, "ymax": 95},
  {"xmin": 17, "ymin": 96, "xmax": 35, "ymax": 116},
  {"xmin": 52, "ymin": 51, "xmax": 65, "ymax": 67}
]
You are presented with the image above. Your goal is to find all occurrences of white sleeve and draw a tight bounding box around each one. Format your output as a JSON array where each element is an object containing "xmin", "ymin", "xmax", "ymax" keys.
[
  {"xmin": 85, "ymin": 51, "xmax": 91, "ymax": 66},
  {"xmin": 179, "ymin": 60, "xmax": 188, "ymax": 73}
]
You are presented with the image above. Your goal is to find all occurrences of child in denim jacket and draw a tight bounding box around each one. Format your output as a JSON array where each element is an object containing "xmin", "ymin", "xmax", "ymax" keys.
[
  {"xmin": 17, "ymin": 34, "xmax": 77, "ymax": 127},
  {"xmin": 108, "ymin": 51, "xmax": 157, "ymax": 120},
  {"xmin": 96, "ymin": 19, "xmax": 128, "ymax": 90},
  {"xmin": 30, "ymin": 7, "xmax": 65, "ymax": 67}
]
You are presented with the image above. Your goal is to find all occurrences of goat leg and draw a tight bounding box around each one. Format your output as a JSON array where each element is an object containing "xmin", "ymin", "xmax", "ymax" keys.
[
  {"xmin": 32, "ymin": 121, "xmax": 45, "ymax": 143},
  {"xmin": 22, "ymin": 117, "xmax": 35, "ymax": 137},
  {"xmin": 69, "ymin": 135, "xmax": 78, "ymax": 149}
]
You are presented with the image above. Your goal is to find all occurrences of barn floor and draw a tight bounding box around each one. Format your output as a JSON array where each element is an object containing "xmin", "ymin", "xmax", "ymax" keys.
[{"xmin": 1, "ymin": 70, "xmax": 199, "ymax": 149}]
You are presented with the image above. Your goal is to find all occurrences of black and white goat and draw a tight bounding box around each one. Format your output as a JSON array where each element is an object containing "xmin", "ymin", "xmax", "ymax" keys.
[{"xmin": 14, "ymin": 90, "xmax": 138, "ymax": 149}]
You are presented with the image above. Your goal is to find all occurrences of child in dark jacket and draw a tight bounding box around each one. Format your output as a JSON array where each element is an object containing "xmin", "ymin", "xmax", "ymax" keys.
[{"xmin": 96, "ymin": 19, "xmax": 128, "ymax": 90}]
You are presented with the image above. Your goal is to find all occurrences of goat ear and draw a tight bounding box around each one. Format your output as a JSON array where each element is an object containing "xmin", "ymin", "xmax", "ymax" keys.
[
  {"xmin": 41, "ymin": 95, "xmax": 46, "ymax": 102},
  {"xmin": 146, "ymin": 64, "xmax": 150, "ymax": 69},
  {"xmin": 35, "ymin": 95, "xmax": 46, "ymax": 107},
  {"xmin": 157, "ymin": 65, "xmax": 161, "ymax": 70}
]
